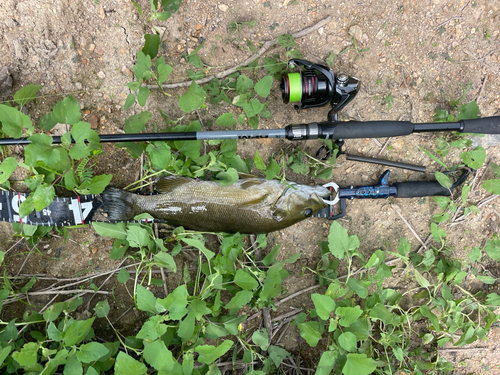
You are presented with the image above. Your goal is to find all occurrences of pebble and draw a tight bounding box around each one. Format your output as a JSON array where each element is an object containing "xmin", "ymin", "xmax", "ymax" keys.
[
  {"xmin": 318, "ymin": 27, "xmax": 324, "ymax": 35},
  {"xmin": 75, "ymin": 82, "xmax": 82, "ymax": 90},
  {"xmin": 97, "ymin": 71, "xmax": 106, "ymax": 79},
  {"xmin": 88, "ymin": 114, "xmax": 99, "ymax": 129},
  {"xmin": 89, "ymin": 43, "xmax": 96, "ymax": 52},
  {"xmin": 218, "ymin": 4, "xmax": 228, "ymax": 12},
  {"xmin": 348, "ymin": 25, "xmax": 363, "ymax": 42}
]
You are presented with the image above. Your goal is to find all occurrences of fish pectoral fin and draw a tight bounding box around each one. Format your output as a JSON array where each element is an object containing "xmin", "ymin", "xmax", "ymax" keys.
[
  {"xmin": 155, "ymin": 175, "xmax": 192, "ymax": 193},
  {"xmin": 238, "ymin": 194, "xmax": 271, "ymax": 209},
  {"xmin": 271, "ymin": 209, "xmax": 288, "ymax": 222}
]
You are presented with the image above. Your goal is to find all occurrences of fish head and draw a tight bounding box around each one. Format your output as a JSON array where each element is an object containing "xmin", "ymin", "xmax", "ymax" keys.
[{"xmin": 272, "ymin": 183, "xmax": 330, "ymax": 222}]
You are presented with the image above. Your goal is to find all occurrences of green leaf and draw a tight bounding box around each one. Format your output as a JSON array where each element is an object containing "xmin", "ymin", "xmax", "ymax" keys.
[
  {"xmin": 265, "ymin": 157, "xmax": 280, "ymax": 180},
  {"xmin": 215, "ymin": 112, "xmax": 236, "ymax": 127},
  {"xmin": 414, "ymin": 269, "xmax": 430, "ymax": 288},
  {"xmin": 134, "ymin": 50, "xmax": 152, "ymax": 80},
  {"xmin": 338, "ymin": 331, "xmax": 357, "ymax": 352},
  {"xmin": 115, "ymin": 351, "xmax": 147, "ymax": 375},
  {"xmin": 146, "ymin": 142, "xmax": 171, "ymax": 170},
  {"xmin": 254, "ymin": 76, "xmax": 273, "ymax": 98},
  {"xmin": 347, "ymin": 278, "xmax": 370, "ymax": 298},
  {"xmin": 190, "ymin": 298, "xmax": 209, "ymax": 320},
  {"xmin": 39, "ymin": 112, "xmax": 58, "ymax": 131},
  {"xmin": 234, "ymin": 269, "xmax": 258, "ymax": 290},
  {"xmin": 328, "ymin": 221, "xmax": 360, "ymax": 259},
  {"xmin": 0, "ymin": 104, "xmax": 32, "ymax": 137},
  {"xmin": 157, "ymin": 60, "xmax": 173, "ymax": 83},
  {"xmin": 243, "ymin": 98, "xmax": 264, "ymax": 118},
  {"xmin": 225, "ymin": 290, "xmax": 253, "ymax": 311},
  {"xmin": 486, "ymin": 293, "xmax": 500, "ymax": 306},
  {"xmin": 195, "ymin": 340, "xmax": 234, "ymax": 364},
  {"xmin": 179, "ymin": 81, "xmax": 206, "ymax": 113},
  {"xmin": 0, "ymin": 345, "xmax": 12, "ymax": 367},
  {"xmin": 76, "ymin": 342, "xmax": 109, "ymax": 363},
  {"xmin": 124, "ymin": 111, "xmax": 151, "ymax": 133},
  {"xmin": 434, "ymin": 171, "xmax": 452, "ymax": 189},
  {"xmin": 311, "ymin": 293, "xmax": 336, "ymax": 320},
  {"xmin": 12, "ymin": 342, "xmax": 38, "ymax": 367},
  {"xmin": 52, "ymin": 96, "xmax": 81, "ymax": 125},
  {"xmin": 430, "ymin": 223, "xmax": 447, "ymax": 241},
  {"xmin": 63, "ymin": 317, "xmax": 95, "ymax": 346},
  {"xmin": 457, "ymin": 101, "xmax": 480, "ymax": 120},
  {"xmin": 268, "ymin": 345, "xmax": 290, "ymax": 367},
  {"xmin": 64, "ymin": 354, "xmax": 82, "ymax": 375},
  {"xmin": 252, "ymin": 328, "xmax": 269, "ymax": 350},
  {"xmin": 154, "ymin": 251, "xmax": 177, "ymax": 272},
  {"xmin": 260, "ymin": 267, "xmax": 283, "ymax": 301},
  {"xmin": 0, "ymin": 157, "xmax": 18, "ymax": 184},
  {"xmin": 94, "ymin": 300, "xmax": 110, "ymax": 318},
  {"xmin": 136, "ymin": 315, "xmax": 168, "ymax": 340},
  {"xmin": 82, "ymin": 174, "xmax": 113, "ymax": 194},
  {"xmin": 182, "ymin": 237, "xmax": 215, "ymax": 260},
  {"xmin": 460, "ymin": 146, "xmax": 486, "ymax": 169},
  {"xmin": 477, "ymin": 275, "xmax": 497, "ymax": 284},
  {"xmin": 143, "ymin": 340, "xmax": 175, "ymax": 372},
  {"xmin": 136, "ymin": 284, "xmax": 157, "ymax": 313},
  {"xmin": 43, "ymin": 302, "xmax": 64, "ymax": 322},
  {"xmin": 249, "ymin": 116, "xmax": 259, "ymax": 129},
  {"xmin": 137, "ymin": 86, "xmax": 149, "ymax": 107},
  {"xmin": 316, "ymin": 167, "xmax": 333, "ymax": 180},
  {"xmin": 155, "ymin": 284, "xmax": 188, "ymax": 319},
  {"xmin": 216, "ymin": 167, "xmax": 239, "ymax": 186},
  {"xmin": 117, "ymin": 268, "xmax": 130, "ymax": 284},
  {"xmin": 69, "ymin": 121, "xmax": 102, "ymax": 160},
  {"xmin": 92, "ymin": 222, "xmax": 127, "ymax": 239},
  {"xmin": 485, "ymin": 239, "xmax": 500, "ymax": 261},
  {"xmin": 236, "ymin": 75, "xmax": 254, "ymax": 94},
  {"xmin": 316, "ymin": 351, "xmax": 336, "ymax": 375},
  {"xmin": 254, "ymin": 150, "xmax": 266, "ymax": 171},
  {"xmin": 142, "ymin": 33, "xmax": 160, "ymax": 58},
  {"xmin": 342, "ymin": 353, "xmax": 377, "ymax": 375},
  {"xmin": 297, "ymin": 321, "xmax": 322, "ymax": 347},
  {"xmin": 482, "ymin": 179, "xmax": 500, "ymax": 194},
  {"xmin": 420, "ymin": 305, "xmax": 440, "ymax": 330},
  {"xmin": 178, "ymin": 311, "xmax": 196, "ymax": 341},
  {"xmin": 14, "ymin": 84, "xmax": 43, "ymax": 107},
  {"xmin": 420, "ymin": 147, "xmax": 448, "ymax": 169}
]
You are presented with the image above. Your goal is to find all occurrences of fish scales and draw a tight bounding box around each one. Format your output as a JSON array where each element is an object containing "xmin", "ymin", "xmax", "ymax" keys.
[{"xmin": 102, "ymin": 176, "xmax": 330, "ymax": 234}]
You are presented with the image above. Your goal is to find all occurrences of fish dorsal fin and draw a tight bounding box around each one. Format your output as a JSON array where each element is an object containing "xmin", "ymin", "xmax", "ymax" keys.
[
  {"xmin": 240, "ymin": 179, "xmax": 266, "ymax": 190},
  {"xmin": 155, "ymin": 175, "xmax": 192, "ymax": 193},
  {"xmin": 238, "ymin": 172, "xmax": 258, "ymax": 179}
]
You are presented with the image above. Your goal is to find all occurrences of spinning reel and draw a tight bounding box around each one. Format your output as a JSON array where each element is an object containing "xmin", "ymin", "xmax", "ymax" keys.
[{"xmin": 280, "ymin": 59, "xmax": 360, "ymax": 115}]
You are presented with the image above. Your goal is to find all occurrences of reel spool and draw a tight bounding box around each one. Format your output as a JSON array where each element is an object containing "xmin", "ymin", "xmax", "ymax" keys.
[{"xmin": 280, "ymin": 59, "xmax": 361, "ymax": 113}]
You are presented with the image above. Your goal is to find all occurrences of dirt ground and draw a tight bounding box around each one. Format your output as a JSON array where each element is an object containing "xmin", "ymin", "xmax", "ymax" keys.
[{"xmin": 1, "ymin": 0, "xmax": 500, "ymax": 373}]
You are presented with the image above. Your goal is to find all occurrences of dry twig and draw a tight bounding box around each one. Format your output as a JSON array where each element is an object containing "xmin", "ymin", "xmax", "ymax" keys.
[{"xmin": 391, "ymin": 204, "xmax": 428, "ymax": 250}]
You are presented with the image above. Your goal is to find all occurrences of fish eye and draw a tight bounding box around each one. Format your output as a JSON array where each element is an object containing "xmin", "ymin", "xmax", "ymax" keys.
[{"xmin": 304, "ymin": 208, "xmax": 313, "ymax": 216}]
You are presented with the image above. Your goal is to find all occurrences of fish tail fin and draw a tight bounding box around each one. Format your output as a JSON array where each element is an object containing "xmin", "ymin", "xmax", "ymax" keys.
[{"xmin": 101, "ymin": 188, "xmax": 139, "ymax": 221}]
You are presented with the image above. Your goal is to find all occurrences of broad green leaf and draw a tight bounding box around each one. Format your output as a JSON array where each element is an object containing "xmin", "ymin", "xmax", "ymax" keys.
[
  {"xmin": 482, "ymin": 179, "xmax": 500, "ymax": 194},
  {"xmin": 32, "ymin": 184, "xmax": 55, "ymax": 212},
  {"xmin": 182, "ymin": 353, "xmax": 194, "ymax": 375},
  {"xmin": 344, "ymin": 318, "xmax": 371, "ymax": 341},
  {"xmin": 126, "ymin": 226, "xmax": 151, "ymax": 248},
  {"xmin": 268, "ymin": 345, "xmax": 290, "ymax": 367},
  {"xmin": 434, "ymin": 171, "xmax": 452, "ymax": 189},
  {"xmin": 252, "ymin": 328, "xmax": 269, "ymax": 350},
  {"xmin": 254, "ymin": 76, "xmax": 272, "ymax": 98},
  {"xmin": 117, "ymin": 268, "xmax": 129, "ymax": 283},
  {"xmin": 182, "ymin": 237, "xmax": 215, "ymax": 260},
  {"xmin": 420, "ymin": 147, "xmax": 448, "ymax": 169},
  {"xmin": 14, "ymin": 84, "xmax": 43, "ymax": 107},
  {"xmin": 477, "ymin": 275, "xmax": 496, "ymax": 284},
  {"xmin": 0, "ymin": 157, "xmax": 18, "ymax": 184},
  {"xmin": 136, "ymin": 284, "xmax": 157, "ymax": 313},
  {"xmin": 225, "ymin": 290, "xmax": 253, "ymax": 311},
  {"xmin": 179, "ymin": 81, "xmax": 206, "ymax": 113},
  {"xmin": 316, "ymin": 351, "xmax": 336, "ymax": 375},
  {"xmin": 338, "ymin": 331, "xmax": 357, "ymax": 352},
  {"xmin": 215, "ymin": 112, "xmax": 236, "ymax": 127},
  {"xmin": 265, "ymin": 157, "xmax": 280, "ymax": 180},
  {"xmin": 485, "ymin": 239, "xmax": 500, "ymax": 261},
  {"xmin": 190, "ymin": 298, "xmax": 210, "ymax": 320},
  {"xmin": 69, "ymin": 121, "xmax": 101, "ymax": 160},
  {"xmin": 52, "ymin": 96, "xmax": 81, "ymax": 125},
  {"xmin": 414, "ymin": 269, "xmax": 430, "ymax": 288},
  {"xmin": 316, "ymin": 167, "xmax": 333, "ymax": 180},
  {"xmin": 76, "ymin": 342, "xmax": 109, "ymax": 363},
  {"xmin": 336, "ymin": 306, "xmax": 363, "ymax": 327},
  {"xmin": 137, "ymin": 86, "xmax": 149, "ymax": 107},
  {"xmin": 124, "ymin": 111, "xmax": 151, "ymax": 133},
  {"xmin": 12, "ymin": 342, "xmax": 38, "ymax": 367},
  {"xmin": 460, "ymin": 146, "xmax": 486, "ymax": 169},
  {"xmin": 347, "ymin": 278, "xmax": 370, "ymax": 298},
  {"xmin": 297, "ymin": 321, "xmax": 322, "ymax": 347},
  {"xmin": 63, "ymin": 317, "xmax": 95, "ymax": 346},
  {"xmin": 0, "ymin": 104, "xmax": 32, "ymax": 137},
  {"xmin": 157, "ymin": 57, "xmax": 173, "ymax": 83},
  {"xmin": 142, "ymin": 33, "xmax": 160, "ymax": 58},
  {"xmin": 156, "ymin": 284, "xmax": 188, "ymax": 320},
  {"xmin": 133, "ymin": 50, "xmax": 152, "ymax": 80},
  {"xmin": 64, "ymin": 354, "xmax": 82, "ymax": 375},
  {"xmin": 216, "ymin": 167, "xmax": 239, "ymax": 186},
  {"xmin": 94, "ymin": 300, "xmax": 110, "ymax": 318},
  {"xmin": 234, "ymin": 269, "xmax": 258, "ymax": 290},
  {"xmin": 236, "ymin": 75, "xmax": 254, "ymax": 94},
  {"xmin": 195, "ymin": 340, "xmax": 234, "ymax": 364},
  {"xmin": 136, "ymin": 315, "xmax": 168, "ymax": 340},
  {"xmin": 81, "ymin": 174, "xmax": 113, "ymax": 194},
  {"xmin": 0, "ymin": 345, "xmax": 12, "ymax": 367},
  {"xmin": 420, "ymin": 305, "xmax": 440, "ymax": 330},
  {"xmin": 43, "ymin": 302, "xmax": 64, "ymax": 322},
  {"xmin": 232, "ymin": 93, "xmax": 248, "ymax": 107},
  {"xmin": 92, "ymin": 222, "xmax": 127, "ymax": 239},
  {"xmin": 254, "ymin": 150, "xmax": 266, "ymax": 171},
  {"xmin": 178, "ymin": 311, "xmax": 196, "ymax": 341},
  {"xmin": 124, "ymin": 93, "xmax": 136, "ymax": 111},
  {"xmin": 342, "ymin": 353, "xmax": 377, "ymax": 375},
  {"xmin": 457, "ymin": 101, "xmax": 480, "ymax": 120},
  {"xmin": 154, "ymin": 251, "xmax": 176, "ymax": 272},
  {"xmin": 311, "ymin": 293, "xmax": 336, "ymax": 320},
  {"xmin": 115, "ymin": 352, "xmax": 147, "ymax": 375},
  {"xmin": 143, "ymin": 340, "xmax": 175, "ymax": 372},
  {"xmin": 328, "ymin": 221, "xmax": 360, "ymax": 259},
  {"xmin": 243, "ymin": 98, "xmax": 264, "ymax": 118},
  {"xmin": 146, "ymin": 142, "xmax": 171, "ymax": 170},
  {"xmin": 260, "ymin": 267, "xmax": 283, "ymax": 301},
  {"xmin": 486, "ymin": 293, "xmax": 500, "ymax": 306}
]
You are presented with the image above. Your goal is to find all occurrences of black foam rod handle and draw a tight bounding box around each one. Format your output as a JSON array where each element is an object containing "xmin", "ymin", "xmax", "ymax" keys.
[
  {"xmin": 461, "ymin": 117, "xmax": 500, "ymax": 134},
  {"xmin": 394, "ymin": 181, "xmax": 451, "ymax": 198},
  {"xmin": 318, "ymin": 121, "xmax": 414, "ymax": 139}
]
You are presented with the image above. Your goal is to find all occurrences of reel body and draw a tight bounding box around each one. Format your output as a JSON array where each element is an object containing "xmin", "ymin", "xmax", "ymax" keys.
[{"xmin": 280, "ymin": 59, "xmax": 360, "ymax": 113}]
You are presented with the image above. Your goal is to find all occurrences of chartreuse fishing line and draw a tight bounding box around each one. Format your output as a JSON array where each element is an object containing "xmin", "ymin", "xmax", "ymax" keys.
[{"xmin": 1, "ymin": 59, "xmax": 500, "ymax": 228}]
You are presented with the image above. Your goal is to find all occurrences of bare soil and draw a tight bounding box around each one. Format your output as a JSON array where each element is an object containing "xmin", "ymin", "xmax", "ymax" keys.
[{"xmin": 1, "ymin": 0, "xmax": 500, "ymax": 373}]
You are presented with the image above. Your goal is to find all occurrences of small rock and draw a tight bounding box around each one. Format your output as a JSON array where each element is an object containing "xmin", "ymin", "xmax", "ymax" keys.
[
  {"xmin": 88, "ymin": 114, "xmax": 99, "ymax": 129},
  {"xmin": 122, "ymin": 67, "xmax": 133, "ymax": 77},
  {"xmin": 318, "ymin": 27, "xmax": 324, "ymax": 35},
  {"xmin": 348, "ymin": 25, "xmax": 363, "ymax": 42},
  {"xmin": 376, "ymin": 29, "xmax": 385, "ymax": 40},
  {"xmin": 196, "ymin": 23, "xmax": 202, "ymax": 30},
  {"xmin": 218, "ymin": 4, "xmax": 228, "ymax": 12},
  {"xmin": 100, "ymin": 115, "xmax": 107, "ymax": 124},
  {"xmin": 97, "ymin": 71, "xmax": 106, "ymax": 79},
  {"xmin": 89, "ymin": 43, "xmax": 96, "ymax": 52},
  {"xmin": 75, "ymin": 82, "xmax": 82, "ymax": 90},
  {"xmin": 91, "ymin": 247, "xmax": 98, "ymax": 254},
  {"xmin": 95, "ymin": 46, "xmax": 104, "ymax": 55}
]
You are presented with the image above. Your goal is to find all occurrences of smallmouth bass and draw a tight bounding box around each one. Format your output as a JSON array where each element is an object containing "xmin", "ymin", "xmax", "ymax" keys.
[{"xmin": 102, "ymin": 175, "xmax": 330, "ymax": 233}]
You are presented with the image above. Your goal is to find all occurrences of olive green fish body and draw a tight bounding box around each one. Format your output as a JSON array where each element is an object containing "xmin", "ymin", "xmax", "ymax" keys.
[{"xmin": 102, "ymin": 176, "xmax": 329, "ymax": 234}]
